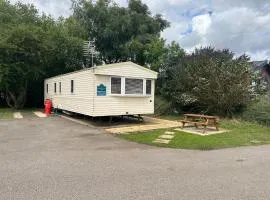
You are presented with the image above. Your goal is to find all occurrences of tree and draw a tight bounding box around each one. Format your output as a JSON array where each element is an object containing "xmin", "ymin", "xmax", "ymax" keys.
[
  {"xmin": 72, "ymin": 0, "xmax": 169, "ymax": 66},
  {"xmin": 0, "ymin": 1, "xmax": 46, "ymax": 108},
  {"xmin": 0, "ymin": 0, "xmax": 85, "ymax": 108},
  {"xmin": 162, "ymin": 47, "xmax": 252, "ymax": 116},
  {"xmin": 157, "ymin": 41, "xmax": 185, "ymax": 95}
]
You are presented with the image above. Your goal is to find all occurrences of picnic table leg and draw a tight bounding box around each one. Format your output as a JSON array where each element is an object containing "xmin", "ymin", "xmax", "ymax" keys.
[
  {"xmin": 203, "ymin": 125, "xmax": 207, "ymax": 134},
  {"xmin": 182, "ymin": 116, "xmax": 187, "ymax": 129},
  {"xmin": 203, "ymin": 119, "xmax": 209, "ymax": 134},
  {"xmin": 214, "ymin": 119, "xmax": 219, "ymax": 131}
]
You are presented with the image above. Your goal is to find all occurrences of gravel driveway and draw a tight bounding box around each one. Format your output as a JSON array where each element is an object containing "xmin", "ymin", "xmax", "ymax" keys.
[{"xmin": 0, "ymin": 116, "xmax": 270, "ymax": 200}]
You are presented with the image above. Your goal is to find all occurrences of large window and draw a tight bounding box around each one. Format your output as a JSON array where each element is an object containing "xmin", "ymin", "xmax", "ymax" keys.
[
  {"xmin": 110, "ymin": 77, "xmax": 153, "ymax": 96},
  {"xmin": 71, "ymin": 80, "xmax": 74, "ymax": 93},
  {"xmin": 146, "ymin": 80, "xmax": 152, "ymax": 95},
  {"xmin": 111, "ymin": 77, "xmax": 121, "ymax": 94},
  {"xmin": 125, "ymin": 78, "xmax": 143, "ymax": 95}
]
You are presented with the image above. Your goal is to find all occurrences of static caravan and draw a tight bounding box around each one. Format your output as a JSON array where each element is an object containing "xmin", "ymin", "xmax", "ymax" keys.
[{"xmin": 44, "ymin": 62, "xmax": 158, "ymax": 117}]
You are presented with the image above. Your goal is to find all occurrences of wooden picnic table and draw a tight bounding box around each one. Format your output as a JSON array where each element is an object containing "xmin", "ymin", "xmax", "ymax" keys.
[{"xmin": 180, "ymin": 114, "xmax": 219, "ymax": 133}]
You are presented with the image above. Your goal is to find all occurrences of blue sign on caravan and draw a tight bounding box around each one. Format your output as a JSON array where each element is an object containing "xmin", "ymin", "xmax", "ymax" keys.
[{"xmin": 97, "ymin": 84, "xmax": 106, "ymax": 96}]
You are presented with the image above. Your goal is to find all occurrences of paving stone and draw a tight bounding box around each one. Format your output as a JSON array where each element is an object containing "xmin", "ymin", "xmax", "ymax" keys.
[
  {"xmin": 153, "ymin": 139, "xmax": 170, "ymax": 144},
  {"xmin": 251, "ymin": 140, "xmax": 261, "ymax": 144},
  {"xmin": 13, "ymin": 112, "xmax": 23, "ymax": 119},
  {"xmin": 164, "ymin": 131, "xmax": 175, "ymax": 135},
  {"xmin": 105, "ymin": 117, "xmax": 182, "ymax": 134},
  {"xmin": 159, "ymin": 135, "xmax": 175, "ymax": 139},
  {"xmin": 33, "ymin": 111, "xmax": 47, "ymax": 118}
]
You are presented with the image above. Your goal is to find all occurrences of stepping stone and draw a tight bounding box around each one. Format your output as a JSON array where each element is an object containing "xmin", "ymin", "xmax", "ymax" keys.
[
  {"xmin": 33, "ymin": 111, "xmax": 47, "ymax": 118},
  {"xmin": 153, "ymin": 139, "xmax": 170, "ymax": 144},
  {"xmin": 164, "ymin": 131, "xmax": 175, "ymax": 135},
  {"xmin": 13, "ymin": 112, "xmax": 23, "ymax": 119},
  {"xmin": 174, "ymin": 128, "xmax": 182, "ymax": 131},
  {"xmin": 159, "ymin": 134, "xmax": 175, "ymax": 139},
  {"xmin": 250, "ymin": 140, "xmax": 261, "ymax": 144}
]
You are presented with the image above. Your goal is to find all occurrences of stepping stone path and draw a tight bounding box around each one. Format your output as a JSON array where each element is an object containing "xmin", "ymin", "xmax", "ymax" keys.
[
  {"xmin": 13, "ymin": 112, "xmax": 23, "ymax": 119},
  {"xmin": 153, "ymin": 131, "xmax": 176, "ymax": 144},
  {"xmin": 33, "ymin": 111, "xmax": 47, "ymax": 118},
  {"xmin": 12, "ymin": 111, "xmax": 48, "ymax": 119}
]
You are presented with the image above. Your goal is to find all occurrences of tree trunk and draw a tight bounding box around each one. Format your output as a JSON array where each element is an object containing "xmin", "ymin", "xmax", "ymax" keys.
[{"xmin": 5, "ymin": 81, "xmax": 28, "ymax": 109}]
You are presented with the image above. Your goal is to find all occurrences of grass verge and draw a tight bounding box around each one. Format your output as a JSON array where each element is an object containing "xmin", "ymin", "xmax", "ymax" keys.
[
  {"xmin": 0, "ymin": 108, "xmax": 14, "ymax": 119},
  {"xmin": 119, "ymin": 119, "xmax": 270, "ymax": 150}
]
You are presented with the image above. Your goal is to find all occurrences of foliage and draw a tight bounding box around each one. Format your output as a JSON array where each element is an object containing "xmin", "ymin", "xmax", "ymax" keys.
[
  {"xmin": 154, "ymin": 95, "xmax": 173, "ymax": 115},
  {"xmin": 243, "ymin": 96, "xmax": 270, "ymax": 126},
  {"xmin": 72, "ymin": 0, "xmax": 169, "ymax": 66},
  {"xmin": 250, "ymin": 70, "xmax": 268, "ymax": 98},
  {"xmin": 120, "ymin": 119, "xmax": 270, "ymax": 150},
  {"xmin": 160, "ymin": 47, "xmax": 252, "ymax": 116},
  {"xmin": 0, "ymin": 0, "xmax": 84, "ymax": 108},
  {"xmin": 157, "ymin": 41, "xmax": 185, "ymax": 95}
]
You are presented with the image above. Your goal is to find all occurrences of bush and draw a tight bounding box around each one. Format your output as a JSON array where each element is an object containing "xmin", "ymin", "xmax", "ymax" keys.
[
  {"xmin": 154, "ymin": 96, "xmax": 173, "ymax": 115},
  {"xmin": 243, "ymin": 97, "xmax": 270, "ymax": 126},
  {"xmin": 160, "ymin": 47, "xmax": 252, "ymax": 116}
]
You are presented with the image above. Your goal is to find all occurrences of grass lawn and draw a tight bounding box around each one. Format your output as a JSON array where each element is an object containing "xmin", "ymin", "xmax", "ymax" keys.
[
  {"xmin": 119, "ymin": 119, "xmax": 270, "ymax": 150},
  {"xmin": 0, "ymin": 108, "xmax": 14, "ymax": 119},
  {"xmin": 0, "ymin": 108, "xmax": 41, "ymax": 120}
]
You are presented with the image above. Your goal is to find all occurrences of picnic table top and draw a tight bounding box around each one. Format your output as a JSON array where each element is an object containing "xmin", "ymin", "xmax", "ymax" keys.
[{"xmin": 184, "ymin": 114, "xmax": 218, "ymax": 119}]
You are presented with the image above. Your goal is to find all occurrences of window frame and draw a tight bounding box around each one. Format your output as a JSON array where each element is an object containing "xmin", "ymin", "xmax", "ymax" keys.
[{"xmin": 110, "ymin": 76, "xmax": 122, "ymax": 95}]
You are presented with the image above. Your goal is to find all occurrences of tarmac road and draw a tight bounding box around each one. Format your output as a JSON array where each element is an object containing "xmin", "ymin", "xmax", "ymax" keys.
[{"xmin": 0, "ymin": 116, "xmax": 270, "ymax": 200}]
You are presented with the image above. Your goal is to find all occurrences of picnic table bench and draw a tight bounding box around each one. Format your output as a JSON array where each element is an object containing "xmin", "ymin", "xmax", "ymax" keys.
[{"xmin": 180, "ymin": 114, "xmax": 219, "ymax": 133}]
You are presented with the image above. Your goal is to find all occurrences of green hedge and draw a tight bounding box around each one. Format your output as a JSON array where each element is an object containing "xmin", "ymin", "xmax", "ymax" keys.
[{"xmin": 243, "ymin": 97, "xmax": 270, "ymax": 126}]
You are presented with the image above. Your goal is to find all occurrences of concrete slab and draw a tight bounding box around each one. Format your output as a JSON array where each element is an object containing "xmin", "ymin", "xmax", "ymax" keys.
[
  {"xmin": 105, "ymin": 117, "xmax": 182, "ymax": 134},
  {"xmin": 159, "ymin": 135, "xmax": 175, "ymax": 139},
  {"xmin": 13, "ymin": 112, "xmax": 23, "ymax": 119},
  {"xmin": 174, "ymin": 127, "xmax": 228, "ymax": 136},
  {"xmin": 153, "ymin": 138, "xmax": 170, "ymax": 144},
  {"xmin": 164, "ymin": 131, "xmax": 175, "ymax": 135},
  {"xmin": 33, "ymin": 111, "xmax": 47, "ymax": 118}
]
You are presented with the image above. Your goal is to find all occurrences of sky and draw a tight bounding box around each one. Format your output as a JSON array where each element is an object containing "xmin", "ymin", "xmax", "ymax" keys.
[{"xmin": 10, "ymin": 0, "xmax": 270, "ymax": 61}]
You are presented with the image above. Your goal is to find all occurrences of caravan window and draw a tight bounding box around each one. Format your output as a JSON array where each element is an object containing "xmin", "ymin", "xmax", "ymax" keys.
[
  {"xmin": 125, "ymin": 78, "xmax": 143, "ymax": 95},
  {"xmin": 146, "ymin": 80, "xmax": 151, "ymax": 95},
  {"xmin": 46, "ymin": 84, "xmax": 48, "ymax": 93},
  {"xmin": 59, "ymin": 82, "xmax": 61, "ymax": 93},
  {"xmin": 71, "ymin": 80, "xmax": 74, "ymax": 93},
  {"xmin": 54, "ymin": 83, "xmax": 56, "ymax": 93},
  {"xmin": 111, "ymin": 77, "xmax": 121, "ymax": 94}
]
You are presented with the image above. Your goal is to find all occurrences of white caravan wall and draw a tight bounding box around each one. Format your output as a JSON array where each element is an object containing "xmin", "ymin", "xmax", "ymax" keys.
[{"xmin": 44, "ymin": 70, "xmax": 95, "ymax": 116}]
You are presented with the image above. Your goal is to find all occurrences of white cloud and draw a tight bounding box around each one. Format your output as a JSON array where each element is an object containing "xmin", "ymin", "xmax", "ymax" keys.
[
  {"xmin": 192, "ymin": 14, "xmax": 211, "ymax": 36},
  {"xmin": 10, "ymin": 0, "xmax": 72, "ymax": 18},
  {"xmin": 9, "ymin": 0, "xmax": 270, "ymax": 60}
]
